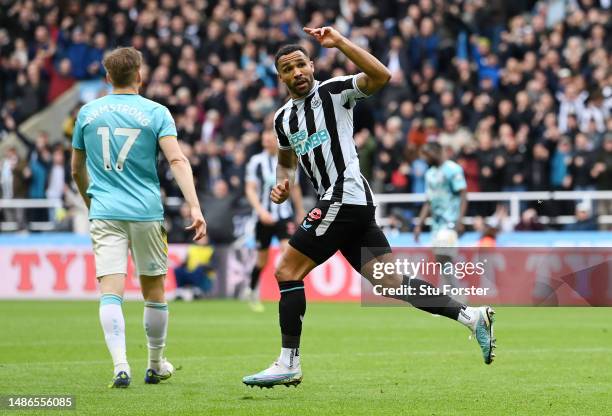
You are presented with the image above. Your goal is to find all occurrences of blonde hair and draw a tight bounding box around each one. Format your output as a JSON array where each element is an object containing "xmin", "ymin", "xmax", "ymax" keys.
[{"xmin": 102, "ymin": 47, "xmax": 142, "ymax": 87}]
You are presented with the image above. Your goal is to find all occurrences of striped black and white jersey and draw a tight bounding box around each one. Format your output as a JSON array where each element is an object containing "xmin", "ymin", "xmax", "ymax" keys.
[
  {"xmin": 245, "ymin": 151, "xmax": 294, "ymax": 222},
  {"xmin": 273, "ymin": 74, "xmax": 375, "ymax": 206}
]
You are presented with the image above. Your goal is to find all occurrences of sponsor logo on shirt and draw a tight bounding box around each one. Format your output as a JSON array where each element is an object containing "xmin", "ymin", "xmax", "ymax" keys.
[{"xmin": 289, "ymin": 129, "xmax": 330, "ymax": 156}]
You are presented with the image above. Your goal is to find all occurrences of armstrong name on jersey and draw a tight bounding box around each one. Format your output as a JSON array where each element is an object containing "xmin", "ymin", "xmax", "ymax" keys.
[{"xmin": 83, "ymin": 103, "xmax": 152, "ymax": 126}]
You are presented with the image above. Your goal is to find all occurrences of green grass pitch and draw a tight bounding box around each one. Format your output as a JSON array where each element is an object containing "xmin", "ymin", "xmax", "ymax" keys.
[{"xmin": 1, "ymin": 301, "xmax": 611, "ymax": 415}]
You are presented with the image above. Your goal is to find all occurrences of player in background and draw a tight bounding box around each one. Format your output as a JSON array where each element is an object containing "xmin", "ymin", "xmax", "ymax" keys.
[
  {"xmin": 243, "ymin": 27, "xmax": 496, "ymax": 389},
  {"xmin": 71, "ymin": 47, "xmax": 206, "ymax": 388},
  {"xmin": 414, "ymin": 142, "xmax": 468, "ymax": 297},
  {"xmin": 244, "ymin": 130, "xmax": 304, "ymax": 312}
]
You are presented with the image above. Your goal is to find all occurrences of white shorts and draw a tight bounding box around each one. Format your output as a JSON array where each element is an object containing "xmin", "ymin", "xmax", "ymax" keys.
[
  {"xmin": 90, "ymin": 219, "xmax": 168, "ymax": 278},
  {"xmin": 431, "ymin": 227, "xmax": 458, "ymax": 258}
]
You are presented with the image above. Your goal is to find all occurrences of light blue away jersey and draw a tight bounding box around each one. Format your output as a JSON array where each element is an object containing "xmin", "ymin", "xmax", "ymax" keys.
[
  {"xmin": 72, "ymin": 94, "xmax": 177, "ymax": 221},
  {"xmin": 425, "ymin": 160, "xmax": 467, "ymax": 232}
]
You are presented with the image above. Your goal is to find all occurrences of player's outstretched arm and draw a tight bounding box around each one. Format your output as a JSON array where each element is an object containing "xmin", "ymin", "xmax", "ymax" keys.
[
  {"xmin": 271, "ymin": 148, "xmax": 297, "ymax": 204},
  {"xmin": 159, "ymin": 136, "xmax": 207, "ymax": 240},
  {"xmin": 303, "ymin": 26, "xmax": 391, "ymax": 95},
  {"xmin": 71, "ymin": 149, "xmax": 91, "ymax": 209}
]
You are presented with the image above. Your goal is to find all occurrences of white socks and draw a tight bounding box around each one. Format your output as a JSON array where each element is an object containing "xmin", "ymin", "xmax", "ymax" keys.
[
  {"xmin": 99, "ymin": 294, "xmax": 130, "ymax": 376},
  {"xmin": 457, "ymin": 306, "xmax": 479, "ymax": 328},
  {"xmin": 100, "ymin": 295, "xmax": 169, "ymax": 375},
  {"xmin": 144, "ymin": 301, "xmax": 169, "ymax": 372},
  {"xmin": 279, "ymin": 347, "xmax": 300, "ymax": 369}
]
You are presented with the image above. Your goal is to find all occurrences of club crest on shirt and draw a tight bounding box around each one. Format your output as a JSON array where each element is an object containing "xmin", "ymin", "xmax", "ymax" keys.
[{"xmin": 311, "ymin": 96, "xmax": 322, "ymax": 108}]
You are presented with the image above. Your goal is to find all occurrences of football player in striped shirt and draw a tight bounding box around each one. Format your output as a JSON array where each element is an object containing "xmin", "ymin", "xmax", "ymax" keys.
[
  {"xmin": 243, "ymin": 27, "xmax": 495, "ymax": 389},
  {"xmin": 244, "ymin": 130, "xmax": 304, "ymax": 312}
]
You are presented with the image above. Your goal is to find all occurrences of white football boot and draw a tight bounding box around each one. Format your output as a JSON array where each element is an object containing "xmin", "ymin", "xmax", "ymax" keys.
[{"xmin": 243, "ymin": 359, "xmax": 302, "ymax": 388}]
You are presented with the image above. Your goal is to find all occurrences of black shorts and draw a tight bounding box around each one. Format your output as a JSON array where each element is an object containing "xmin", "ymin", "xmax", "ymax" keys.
[
  {"xmin": 255, "ymin": 219, "xmax": 293, "ymax": 250},
  {"xmin": 289, "ymin": 200, "xmax": 392, "ymax": 271}
]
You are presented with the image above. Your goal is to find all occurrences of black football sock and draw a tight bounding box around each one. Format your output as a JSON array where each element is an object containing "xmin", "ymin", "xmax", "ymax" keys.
[
  {"xmin": 396, "ymin": 275, "xmax": 464, "ymax": 320},
  {"xmin": 249, "ymin": 266, "xmax": 262, "ymax": 291},
  {"xmin": 278, "ymin": 281, "xmax": 306, "ymax": 348}
]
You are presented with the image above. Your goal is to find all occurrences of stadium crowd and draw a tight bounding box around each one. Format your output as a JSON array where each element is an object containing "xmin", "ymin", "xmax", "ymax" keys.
[{"xmin": 0, "ymin": 0, "xmax": 611, "ymax": 238}]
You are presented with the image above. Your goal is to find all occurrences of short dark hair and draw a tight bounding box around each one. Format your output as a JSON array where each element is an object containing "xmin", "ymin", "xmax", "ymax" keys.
[{"xmin": 274, "ymin": 44, "xmax": 309, "ymax": 69}]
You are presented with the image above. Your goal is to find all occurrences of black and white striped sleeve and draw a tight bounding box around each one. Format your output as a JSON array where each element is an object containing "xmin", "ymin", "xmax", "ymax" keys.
[
  {"xmin": 321, "ymin": 75, "xmax": 370, "ymax": 109},
  {"xmin": 274, "ymin": 108, "xmax": 291, "ymax": 150},
  {"xmin": 342, "ymin": 74, "xmax": 369, "ymax": 108},
  {"xmin": 245, "ymin": 155, "xmax": 259, "ymax": 184}
]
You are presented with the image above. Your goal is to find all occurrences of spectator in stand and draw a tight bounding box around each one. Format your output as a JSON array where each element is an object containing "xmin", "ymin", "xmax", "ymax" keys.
[
  {"xmin": 8, "ymin": 124, "xmax": 52, "ymax": 221},
  {"xmin": 438, "ymin": 110, "xmax": 475, "ymax": 156},
  {"xmin": 515, "ymin": 208, "xmax": 545, "ymax": 231},
  {"xmin": 45, "ymin": 144, "xmax": 67, "ymax": 222},
  {"xmin": 456, "ymin": 142, "xmax": 479, "ymax": 192},
  {"xmin": 410, "ymin": 153, "xmax": 428, "ymax": 195},
  {"xmin": 167, "ymin": 202, "xmax": 194, "ymax": 244},
  {"xmin": 47, "ymin": 58, "xmax": 76, "ymax": 102},
  {"xmin": 488, "ymin": 204, "xmax": 515, "ymax": 234},
  {"xmin": 581, "ymin": 90, "xmax": 608, "ymax": 135},
  {"xmin": 498, "ymin": 126, "xmax": 528, "ymax": 194},
  {"xmin": 354, "ymin": 129, "xmax": 376, "ymax": 182},
  {"xmin": 407, "ymin": 118, "xmax": 427, "ymax": 148},
  {"xmin": 496, "ymin": 99, "xmax": 520, "ymax": 132},
  {"xmin": 550, "ymin": 138, "xmax": 573, "ymax": 191},
  {"xmin": 174, "ymin": 235, "xmax": 217, "ymax": 301},
  {"xmin": 200, "ymin": 179, "xmax": 239, "ymax": 245},
  {"xmin": 58, "ymin": 26, "xmax": 91, "ymax": 80},
  {"xmin": 17, "ymin": 62, "xmax": 48, "ymax": 119},
  {"xmin": 475, "ymin": 130, "xmax": 500, "ymax": 193},
  {"xmin": 0, "ymin": 146, "xmax": 29, "ymax": 227},
  {"xmin": 592, "ymin": 134, "xmax": 612, "ymax": 229},
  {"xmin": 564, "ymin": 202, "xmax": 597, "ymax": 231},
  {"xmin": 176, "ymin": 105, "xmax": 203, "ymax": 146},
  {"xmin": 86, "ymin": 32, "xmax": 106, "ymax": 78},
  {"xmin": 222, "ymin": 140, "xmax": 247, "ymax": 193},
  {"xmin": 383, "ymin": 36, "xmax": 410, "ymax": 86},
  {"xmin": 557, "ymin": 82, "xmax": 589, "ymax": 135},
  {"xmin": 529, "ymin": 142, "xmax": 551, "ymax": 191},
  {"xmin": 409, "ymin": 17, "xmax": 439, "ymax": 72},
  {"xmin": 569, "ymin": 133, "xmax": 596, "ymax": 191},
  {"xmin": 374, "ymin": 129, "xmax": 403, "ymax": 193}
]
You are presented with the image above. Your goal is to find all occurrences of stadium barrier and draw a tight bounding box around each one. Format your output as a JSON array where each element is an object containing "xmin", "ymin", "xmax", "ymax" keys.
[
  {"xmin": 1, "ymin": 232, "xmax": 611, "ymax": 305},
  {"xmin": 374, "ymin": 190, "xmax": 612, "ymax": 226},
  {"xmin": 2, "ymin": 190, "xmax": 612, "ymax": 232}
]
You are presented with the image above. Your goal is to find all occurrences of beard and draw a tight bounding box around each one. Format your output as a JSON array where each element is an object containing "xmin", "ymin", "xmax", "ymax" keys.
[{"xmin": 289, "ymin": 77, "xmax": 313, "ymax": 98}]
